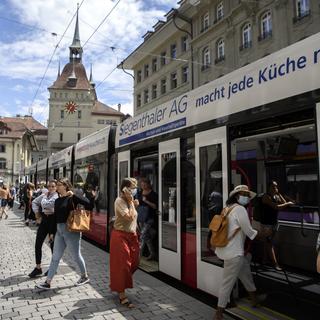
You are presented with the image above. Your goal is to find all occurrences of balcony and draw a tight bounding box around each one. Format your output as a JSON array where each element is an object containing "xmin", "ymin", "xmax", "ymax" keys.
[
  {"xmin": 258, "ymin": 30, "xmax": 272, "ymax": 42},
  {"xmin": 240, "ymin": 41, "xmax": 252, "ymax": 51},
  {"xmin": 215, "ymin": 55, "xmax": 225, "ymax": 64},
  {"xmin": 293, "ymin": 10, "xmax": 311, "ymax": 23}
]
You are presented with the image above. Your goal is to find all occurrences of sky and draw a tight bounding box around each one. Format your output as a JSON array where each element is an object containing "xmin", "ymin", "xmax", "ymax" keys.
[{"xmin": 0, "ymin": 0, "xmax": 178, "ymax": 126}]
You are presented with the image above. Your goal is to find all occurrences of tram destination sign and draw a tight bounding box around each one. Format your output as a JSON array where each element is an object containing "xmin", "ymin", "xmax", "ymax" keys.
[{"xmin": 116, "ymin": 32, "xmax": 320, "ymax": 147}]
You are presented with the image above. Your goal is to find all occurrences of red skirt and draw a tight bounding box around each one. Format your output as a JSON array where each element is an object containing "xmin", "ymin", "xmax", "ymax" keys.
[{"xmin": 109, "ymin": 229, "xmax": 140, "ymax": 292}]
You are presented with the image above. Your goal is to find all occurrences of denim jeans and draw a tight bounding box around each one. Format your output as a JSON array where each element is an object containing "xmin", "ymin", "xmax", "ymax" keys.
[{"xmin": 47, "ymin": 223, "xmax": 87, "ymax": 280}]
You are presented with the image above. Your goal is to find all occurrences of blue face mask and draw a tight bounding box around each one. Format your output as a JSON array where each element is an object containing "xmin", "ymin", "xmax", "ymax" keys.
[
  {"xmin": 238, "ymin": 195, "xmax": 250, "ymax": 206},
  {"xmin": 131, "ymin": 188, "xmax": 137, "ymax": 197}
]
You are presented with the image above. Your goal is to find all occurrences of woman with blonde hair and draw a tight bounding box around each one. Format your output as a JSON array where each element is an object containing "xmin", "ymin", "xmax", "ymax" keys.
[
  {"xmin": 109, "ymin": 178, "xmax": 139, "ymax": 308},
  {"xmin": 36, "ymin": 178, "xmax": 94, "ymax": 289}
]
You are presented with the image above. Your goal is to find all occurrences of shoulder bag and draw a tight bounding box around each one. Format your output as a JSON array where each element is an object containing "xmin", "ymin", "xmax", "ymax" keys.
[{"xmin": 67, "ymin": 200, "xmax": 91, "ymax": 232}]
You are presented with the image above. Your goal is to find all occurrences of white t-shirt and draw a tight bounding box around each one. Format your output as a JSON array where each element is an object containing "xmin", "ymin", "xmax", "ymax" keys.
[{"xmin": 215, "ymin": 205, "xmax": 257, "ymax": 260}]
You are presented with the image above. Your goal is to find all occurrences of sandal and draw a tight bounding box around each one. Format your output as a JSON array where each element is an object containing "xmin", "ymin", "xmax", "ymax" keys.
[{"xmin": 119, "ymin": 297, "xmax": 135, "ymax": 308}]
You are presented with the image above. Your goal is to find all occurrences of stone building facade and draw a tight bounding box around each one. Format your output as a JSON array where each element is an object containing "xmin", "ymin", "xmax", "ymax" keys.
[
  {"xmin": 121, "ymin": 0, "xmax": 320, "ymax": 115},
  {"xmin": 0, "ymin": 116, "xmax": 46, "ymax": 185},
  {"xmin": 47, "ymin": 9, "xmax": 124, "ymax": 155}
]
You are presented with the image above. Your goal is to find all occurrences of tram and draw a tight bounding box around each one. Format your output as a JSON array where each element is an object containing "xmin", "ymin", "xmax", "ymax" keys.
[{"xmin": 26, "ymin": 32, "xmax": 320, "ymax": 317}]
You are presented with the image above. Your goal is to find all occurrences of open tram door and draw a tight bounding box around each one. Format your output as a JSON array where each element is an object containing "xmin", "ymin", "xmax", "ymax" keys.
[
  {"xmin": 117, "ymin": 150, "xmax": 130, "ymax": 196},
  {"xmin": 195, "ymin": 126, "xmax": 228, "ymax": 296},
  {"xmin": 159, "ymin": 138, "xmax": 181, "ymax": 280}
]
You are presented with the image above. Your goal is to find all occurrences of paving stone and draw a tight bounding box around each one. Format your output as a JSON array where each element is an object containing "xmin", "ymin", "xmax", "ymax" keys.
[{"xmin": 0, "ymin": 206, "xmax": 217, "ymax": 320}]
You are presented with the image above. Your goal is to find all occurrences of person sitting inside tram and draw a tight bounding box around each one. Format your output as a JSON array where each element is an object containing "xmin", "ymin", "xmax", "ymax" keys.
[{"xmin": 260, "ymin": 180, "xmax": 294, "ymax": 271}]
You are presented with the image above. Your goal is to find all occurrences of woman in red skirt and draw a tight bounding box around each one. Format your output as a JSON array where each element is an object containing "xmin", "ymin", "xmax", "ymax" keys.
[{"xmin": 110, "ymin": 177, "xmax": 139, "ymax": 308}]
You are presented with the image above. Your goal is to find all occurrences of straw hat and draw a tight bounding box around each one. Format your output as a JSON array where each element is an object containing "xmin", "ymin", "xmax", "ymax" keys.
[
  {"xmin": 125, "ymin": 177, "xmax": 138, "ymax": 188},
  {"xmin": 229, "ymin": 185, "xmax": 256, "ymax": 199}
]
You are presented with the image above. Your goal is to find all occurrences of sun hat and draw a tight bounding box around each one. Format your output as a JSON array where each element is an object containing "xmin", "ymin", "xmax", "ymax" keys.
[
  {"xmin": 126, "ymin": 177, "xmax": 138, "ymax": 188},
  {"xmin": 229, "ymin": 185, "xmax": 256, "ymax": 199}
]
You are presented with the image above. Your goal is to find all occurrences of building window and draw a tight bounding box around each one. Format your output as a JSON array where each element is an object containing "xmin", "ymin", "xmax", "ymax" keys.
[
  {"xmin": 294, "ymin": 0, "xmax": 310, "ymax": 22},
  {"xmin": 144, "ymin": 89, "xmax": 149, "ymax": 104},
  {"xmin": 182, "ymin": 66, "xmax": 189, "ymax": 83},
  {"xmin": 97, "ymin": 119, "xmax": 104, "ymax": 124},
  {"xmin": 201, "ymin": 12, "xmax": 210, "ymax": 32},
  {"xmin": 161, "ymin": 78, "xmax": 166, "ymax": 94},
  {"xmin": 78, "ymin": 110, "xmax": 81, "ymax": 119},
  {"xmin": 137, "ymin": 94, "xmax": 141, "ymax": 108},
  {"xmin": 240, "ymin": 23, "xmax": 252, "ymax": 50},
  {"xmin": 77, "ymin": 133, "xmax": 81, "ymax": 141},
  {"xmin": 152, "ymin": 84, "xmax": 157, "ymax": 99},
  {"xmin": 59, "ymin": 133, "xmax": 63, "ymax": 142},
  {"xmin": 65, "ymin": 93, "xmax": 68, "ymax": 99},
  {"xmin": 60, "ymin": 110, "xmax": 64, "ymax": 119},
  {"xmin": 144, "ymin": 64, "xmax": 149, "ymax": 78},
  {"xmin": 171, "ymin": 44, "xmax": 177, "ymax": 59},
  {"xmin": 181, "ymin": 36, "xmax": 188, "ymax": 52},
  {"xmin": 215, "ymin": 39, "xmax": 225, "ymax": 63},
  {"xmin": 216, "ymin": 2, "xmax": 224, "ymax": 22},
  {"xmin": 152, "ymin": 58, "xmax": 157, "ymax": 72},
  {"xmin": 259, "ymin": 11, "xmax": 272, "ymax": 41},
  {"xmin": 161, "ymin": 51, "xmax": 166, "ymax": 66},
  {"xmin": 171, "ymin": 72, "xmax": 177, "ymax": 89},
  {"xmin": 202, "ymin": 47, "xmax": 211, "ymax": 70},
  {"xmin": 0, "ymin": 158, "xmax": 6, "ymax": 169},
  {"xmin": 38, "ymin": 156, "xmax": 43, "ymax": 161},
  {"xmin": 137, "ymin": 70, "xmax": 142, "ymax": 83},
  {"xmin": 0, "ymin": 144, "xmax": 5, "ymax": 152}
]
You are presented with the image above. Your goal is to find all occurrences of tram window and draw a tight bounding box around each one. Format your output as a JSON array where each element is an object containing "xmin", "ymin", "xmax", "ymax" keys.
[
  {"xmin": 200, "ymin": 144, "xmax": 223, "ymax": 265},
  {"xmin": 74, "ymin": 153, "xmax": 108, "ymax": 213},
  {"xmin": 161, "ymin": 152, "xmax": 177, "ymax": 252},
  {"xmin": 232, "ymin": 123, "xmax": 319, "ymax": 226},
  {"xmin": 181, "ymin": 137, "xmax": 195, "ymax": 233},
  {"xmin": 119, "ymin": 161, "xmax": 128, "ymax": 189}
]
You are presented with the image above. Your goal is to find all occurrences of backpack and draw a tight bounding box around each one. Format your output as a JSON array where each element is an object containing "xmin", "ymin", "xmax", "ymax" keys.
[
  {"xmin": 252, "ymin": 193, "xmax": 265, "ymax": 222},
  {"xmin": 209, "ymin": 204, "xmax": 239, "ymax": 248}
]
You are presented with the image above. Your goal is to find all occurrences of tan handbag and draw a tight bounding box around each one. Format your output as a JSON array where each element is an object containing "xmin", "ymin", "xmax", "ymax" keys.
[{"xmin": 67, "ymin": 201, "xmax": 91, "ymax": 232}]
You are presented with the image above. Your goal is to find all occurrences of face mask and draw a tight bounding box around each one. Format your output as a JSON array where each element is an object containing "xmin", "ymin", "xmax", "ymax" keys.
[
  {"xmin": 131, "ymin": 188, "xmax": 137, "ymax": 197},
  {"xmin": 238, "ymin": 195, "xmax": 250, "ymax": 206}
]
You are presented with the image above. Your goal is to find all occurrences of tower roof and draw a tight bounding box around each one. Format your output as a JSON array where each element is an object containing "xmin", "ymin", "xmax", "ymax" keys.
[
  {"xmin": 69, "ymin": 5, "xmax": 83, "ymax": 62},
  {"xmin": 49, "ymin": 61, "xmax": 91, "ymax": 90}
]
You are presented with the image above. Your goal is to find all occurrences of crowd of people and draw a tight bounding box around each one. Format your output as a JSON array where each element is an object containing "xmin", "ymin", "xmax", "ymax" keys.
[{"xmin": 1, "ymin": 175, "xmax": 319, "ymax": 319}]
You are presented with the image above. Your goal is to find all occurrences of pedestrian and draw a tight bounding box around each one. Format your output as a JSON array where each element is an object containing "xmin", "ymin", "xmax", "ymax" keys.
[
  {"xmin": 0, "ymin": 184, "xmax": 10, "ymax": 219},
  {"xmin": 35, "ymin": 178, "xmax": 94, "ymax": 289},
  {"xmin": 214, "ymin": 185, "xmax": 263, "ymax": 320},
  {"xmin": 9, "ymin": 185, "xmax": 16, "ymax": 209},
  {"xmin": 137, "ymin": 177, "xmax": 158, "ymax": 260},
  {"xmin": 109, "ymin": 178, "xmax": 139, "ymax": 308},
  {"xmin": 28, "ymin": 180, "xmax": 59, "ymax": 278},
  {"xmin": 260, "ymin": 180, "xmax": 294, "ymax": 270},
  {"xmin": 23, "ymin": 183, "xmax": 35, "ymax": 226}
]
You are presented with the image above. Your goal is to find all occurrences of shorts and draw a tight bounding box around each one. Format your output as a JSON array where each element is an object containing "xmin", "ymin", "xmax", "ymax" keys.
[
  {"xmin": 0, "ymin": 199, "xmax": 8, "ymax": 207},
  {"xmin": 260, "ymin": 224, "xmax": 277, "ymax": 241}
]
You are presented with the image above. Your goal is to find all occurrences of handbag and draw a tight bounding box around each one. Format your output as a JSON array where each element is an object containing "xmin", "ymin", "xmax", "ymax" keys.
[
  {"xmin": 67, "ymin": 200, "xmax": 91, "ymax": 232},
  {"xmin": 137, "ymin": 205, "xmax": 150, "ymax": 223}
]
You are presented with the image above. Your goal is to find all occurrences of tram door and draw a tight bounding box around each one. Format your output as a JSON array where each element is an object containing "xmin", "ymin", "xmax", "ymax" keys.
[
  {"xmin": 195, "ymin": 127, "xmax": 228, "ymax": 296},
  {"xmin": 117, "ymin": 150, "xmax": 130, "ymax": 195},
  {"xmin": 159, "ymin": 138, "xmax": 181, "ymax": 280}
]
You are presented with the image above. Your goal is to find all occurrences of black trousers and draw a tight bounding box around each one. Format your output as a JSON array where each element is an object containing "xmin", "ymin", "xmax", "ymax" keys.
[
  {"xmin": 24, "ymin": 205, "xmax": 30, "ymax": 221},
  {"xmin": 35, "ymin": 215, "xmax": 55, "ymax": 265}
]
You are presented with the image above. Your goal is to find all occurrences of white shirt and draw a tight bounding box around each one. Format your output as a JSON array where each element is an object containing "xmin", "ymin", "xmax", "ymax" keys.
[{"xmin": 215, "ymin": 205, "xmax": 257, "ymax": 260}]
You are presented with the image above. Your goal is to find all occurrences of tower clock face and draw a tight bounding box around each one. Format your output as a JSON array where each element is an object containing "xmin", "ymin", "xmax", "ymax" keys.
[{"xmin": 65, "ymin": 101, "xmax": 77, "ymax": 114}]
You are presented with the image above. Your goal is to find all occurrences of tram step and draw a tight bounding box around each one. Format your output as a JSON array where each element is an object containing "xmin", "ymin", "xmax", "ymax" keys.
[{"xmin": 228, "ymin": 299, "xmax": 294, "ymax": 320}]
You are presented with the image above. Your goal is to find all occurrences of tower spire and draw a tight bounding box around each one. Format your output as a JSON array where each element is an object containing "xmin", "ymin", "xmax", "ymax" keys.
[{"xmin": 69, "ymin": 4, "xmax": 83, "ymax": 62}]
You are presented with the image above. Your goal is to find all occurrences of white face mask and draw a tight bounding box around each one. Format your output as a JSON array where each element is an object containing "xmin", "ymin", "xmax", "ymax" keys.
[
  {"xmin": 238, "ymin": 195, "xmax": 250, "ymax": 206},
  {"xmin": 131, "ymin": 188, "xmax": 137, "ymax": 197}
]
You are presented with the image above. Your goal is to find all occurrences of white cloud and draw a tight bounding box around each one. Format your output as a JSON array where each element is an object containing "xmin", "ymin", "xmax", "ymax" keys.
[{"xmin": 1, "ymin": 0, "xmax": 178, "ymax": 123}]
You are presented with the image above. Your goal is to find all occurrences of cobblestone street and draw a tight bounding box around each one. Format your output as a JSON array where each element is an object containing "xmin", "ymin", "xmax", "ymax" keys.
[{"xmin": 0, "ymin": 205, "xmax": 220, "ymax": 320}]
